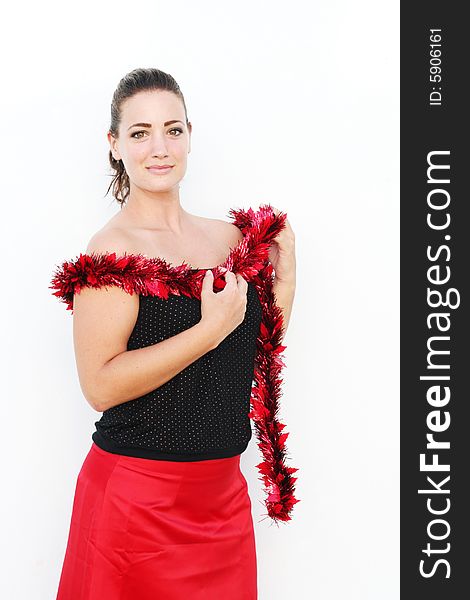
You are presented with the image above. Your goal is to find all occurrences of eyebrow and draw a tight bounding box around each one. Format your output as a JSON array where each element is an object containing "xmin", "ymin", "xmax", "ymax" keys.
[{"xmin": 127, "ymin": 120, "xmax": 184, "ymax": 131}]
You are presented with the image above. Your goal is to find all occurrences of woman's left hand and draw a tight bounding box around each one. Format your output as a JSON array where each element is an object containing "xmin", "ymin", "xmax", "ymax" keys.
[{"xmin": 268, "ymin": 206, "xmax": 296, "ymax": 283}]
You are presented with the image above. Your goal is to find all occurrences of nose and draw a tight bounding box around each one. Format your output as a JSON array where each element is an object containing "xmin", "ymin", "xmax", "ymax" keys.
[{"xmin": 150, "ymin": 133, "xmax": 170, "ymax": 157}]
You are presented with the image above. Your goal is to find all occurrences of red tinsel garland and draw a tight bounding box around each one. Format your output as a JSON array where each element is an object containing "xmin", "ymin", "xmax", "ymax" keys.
[{"xmin": 49, "ymin": 203, "xmax": 300, "ymax": 524}]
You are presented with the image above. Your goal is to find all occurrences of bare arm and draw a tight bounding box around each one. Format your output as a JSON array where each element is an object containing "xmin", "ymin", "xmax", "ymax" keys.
[
  {"xmin": 272, "ymin": 277, "xmax": 296, "ymax": 342},
  {"xmin": 73, "ymin": 229, "xmax": 217, "ymax": 413},
  {"xmin": 73, "ymin": 284, "xmax": 219, "ymax": 412},
  {"xmin": 73, "ymin": 228, "xmax": 249, "ymax": 413},
  {"xmin": 267, "ymin": 207, "xmax": 296, "ymax": 344}
]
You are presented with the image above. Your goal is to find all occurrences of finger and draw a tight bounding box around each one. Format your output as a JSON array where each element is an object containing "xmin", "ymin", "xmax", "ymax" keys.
[
  {"xmin": 201, "ymin": 269, "xmax": 214, "ymax": 290},
  {"xmin": 236, "ymin": 273, "xmax": 248, "ymax": 291},
  {"xmin": 217, "ymin": 270, "xmax": 234, "ymax": 293}
]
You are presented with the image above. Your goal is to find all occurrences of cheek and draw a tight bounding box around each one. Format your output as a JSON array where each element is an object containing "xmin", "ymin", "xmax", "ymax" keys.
[
  {"xmin": 171, "ymin": 139, "xmax": 189, "ymax": 160},
  {"xmin": 176, "ymin": 151, "xmax": 188, "ymax": 167},
  {"xmin": 130, "ymin": 146, "xmax": 148, "ymax": 163}
]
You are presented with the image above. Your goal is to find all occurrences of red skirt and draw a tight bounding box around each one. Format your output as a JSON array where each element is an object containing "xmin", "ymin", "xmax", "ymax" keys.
[{"xmin": 56, "ymin": 442, "xmax": 257, "ymax": 599}]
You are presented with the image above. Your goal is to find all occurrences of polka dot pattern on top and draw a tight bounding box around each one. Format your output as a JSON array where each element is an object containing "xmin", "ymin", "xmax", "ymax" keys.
[{"xmin": 91, "ymin": 281, "xmax": 263, "ymax": 461}]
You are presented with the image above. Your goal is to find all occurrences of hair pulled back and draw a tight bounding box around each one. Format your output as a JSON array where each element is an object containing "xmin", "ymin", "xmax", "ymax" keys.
[{"xmin": 106, "ymin": 67, "xmax": 189, "ymax": 206}]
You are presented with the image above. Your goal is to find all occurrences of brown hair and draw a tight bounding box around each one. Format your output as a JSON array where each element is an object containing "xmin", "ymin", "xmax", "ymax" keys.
[{"xmin": 105, "ymin": 67, "xmax": 189, "ymax": 206}]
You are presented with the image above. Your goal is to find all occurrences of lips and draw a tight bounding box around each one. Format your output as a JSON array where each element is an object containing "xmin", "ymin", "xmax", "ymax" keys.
[{"xmin": 147, "ymin": 165, "xmax": 174, "ymax": 170}]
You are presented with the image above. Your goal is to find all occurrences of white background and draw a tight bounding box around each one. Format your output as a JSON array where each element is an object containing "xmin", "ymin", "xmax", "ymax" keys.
[{"xmin": 0, "ymin": 0, "xmax": 399, "ymax": 598}]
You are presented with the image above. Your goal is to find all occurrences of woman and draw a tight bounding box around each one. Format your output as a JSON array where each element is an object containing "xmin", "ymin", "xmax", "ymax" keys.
[{"xmin": 51, "ymin": 67, "xmax": 298, "ymax": 599}]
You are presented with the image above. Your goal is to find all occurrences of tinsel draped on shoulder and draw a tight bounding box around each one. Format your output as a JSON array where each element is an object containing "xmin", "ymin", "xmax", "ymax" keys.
[{"xmin": 50, "ymin": 203, "xmax": 300, "ymax": 524}]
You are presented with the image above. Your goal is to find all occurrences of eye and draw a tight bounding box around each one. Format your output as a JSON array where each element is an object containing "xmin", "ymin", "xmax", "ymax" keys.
[
  {"xmin": 130, "ymin": 130, "xmax": 147, "ymax": 139},
  {"xmin": 130, "ymin": 127, "xmax": 183, "ymax": 139}
]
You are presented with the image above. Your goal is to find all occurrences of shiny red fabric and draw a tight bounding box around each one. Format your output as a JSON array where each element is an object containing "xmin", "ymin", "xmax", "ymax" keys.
[{"xmin": 56, "ymin": 443, "xmax": 257, "ymax": 599}]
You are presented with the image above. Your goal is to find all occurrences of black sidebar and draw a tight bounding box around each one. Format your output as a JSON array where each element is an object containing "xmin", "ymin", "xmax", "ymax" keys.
[{"xmin": 401, "ymin": 4, "xmax": 468, "ymax": 599}]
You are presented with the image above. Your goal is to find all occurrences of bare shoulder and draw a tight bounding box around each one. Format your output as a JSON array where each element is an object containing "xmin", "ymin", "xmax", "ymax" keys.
[
  {"xmin": 86, "ymin": 225, "xmax": 135, "ymax": 256},
  {"xmin": 197, "ymin": 216, "xmax": 244, "ymax": 247},
  {"xmin": 76, "ymin": 226, "xmax": 139, "ymax": 314},
  {"xmin": 85, "ymin": 213, "xmax": 244, "ymax": 258}
]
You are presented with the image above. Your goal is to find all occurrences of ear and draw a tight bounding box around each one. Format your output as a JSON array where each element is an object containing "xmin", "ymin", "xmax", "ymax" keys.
[
  {"xmin": 187, "ymin": 121, "xmax": 192, "ymax": 154},
  {"xmin": 107, "ymin": 131, "xmax": 121, "ymax": 161}
]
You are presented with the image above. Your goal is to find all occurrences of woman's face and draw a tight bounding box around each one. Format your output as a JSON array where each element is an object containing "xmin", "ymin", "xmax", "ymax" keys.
[{"xmin": 108, "ymin": 89, "xmax": 191, "ymax": 195}]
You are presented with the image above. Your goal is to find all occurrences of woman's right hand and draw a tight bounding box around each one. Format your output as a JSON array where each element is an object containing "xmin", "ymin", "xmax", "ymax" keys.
[{"xmin": 199, "ymin": 270, "xmax": 249, "ymax": 347}]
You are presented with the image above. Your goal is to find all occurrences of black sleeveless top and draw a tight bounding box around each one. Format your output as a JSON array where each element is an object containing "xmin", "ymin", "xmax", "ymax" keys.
[
  {"xmin": 91, "ymin": 277, "xmax": 262, "ymax": 461},
  {"xmin": 50, "ymin": 205, "xmax": 300, "ymax": 523}
]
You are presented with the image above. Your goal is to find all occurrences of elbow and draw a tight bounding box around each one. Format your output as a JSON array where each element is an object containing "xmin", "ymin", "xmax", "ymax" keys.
[
  {"xmin": 88, "ymin": 394, "xmax": 107, "ymax": 413},
  {"xmin": 83, "ymin": 387, "xmax": 107, "ymax": 413},
  {"xmin": 78, "ymin": 362, "xmax": 116, "ymax": 412},
  {"xmin": 80, "ymin": 378, "xmax": 110, "ymax": 413}
]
